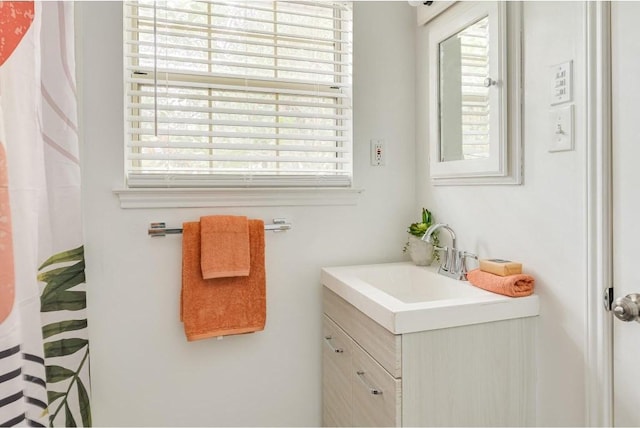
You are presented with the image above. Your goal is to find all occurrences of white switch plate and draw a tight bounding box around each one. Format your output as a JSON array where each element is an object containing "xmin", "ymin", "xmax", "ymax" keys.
[
  {"xmin": 550, "ymin": 61, "xmax": 572, "ymax": 105},
  {"xmin": 549, "ymin": 105, "xmax": 574, "ymax": 152}
]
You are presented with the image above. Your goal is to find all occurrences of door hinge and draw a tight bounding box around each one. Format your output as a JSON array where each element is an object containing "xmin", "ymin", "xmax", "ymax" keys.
[{"xmin": 603, "ymin": 287, "xmax": 614, "ymax": 311}]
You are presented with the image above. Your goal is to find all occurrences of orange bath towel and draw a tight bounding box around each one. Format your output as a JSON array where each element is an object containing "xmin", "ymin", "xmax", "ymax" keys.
[
  {"xmin": 200, "ymin": 215, "xmax": 250, "ymax": 279},
  {"xmin": 181, "ymin": 220, "xmax": 266, "ymax": 341},
  {"xmin": 466, "ymin": 269, "xmax": 535, "ymax": 298}
]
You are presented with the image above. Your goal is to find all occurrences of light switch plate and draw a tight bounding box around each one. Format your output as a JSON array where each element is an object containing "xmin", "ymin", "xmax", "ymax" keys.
[
  {"xmin": 549, "ymin": 105, "xmax": 574, "ymax": 152},
  {"xmin": 550, "ymin": 61, "xmax": 572, "ymax": 106}
]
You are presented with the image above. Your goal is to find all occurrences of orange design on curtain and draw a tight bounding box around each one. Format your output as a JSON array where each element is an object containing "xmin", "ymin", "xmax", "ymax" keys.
[
  {"xmin": 0, "ymin": 1, "xmax": 33, "ymax": 321},
  {"xmin": 0, "ymin": 1, "xmax": 34, "ymax": 67},
  {"xmin": 0, "ymin": 144, "xmax": 14, "ymax": 323}
]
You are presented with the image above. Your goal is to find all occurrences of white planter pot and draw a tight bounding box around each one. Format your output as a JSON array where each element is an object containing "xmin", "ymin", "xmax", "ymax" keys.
[{"xmin": 407, "ymin": 235, "xmax": 434, "ymax": 266}]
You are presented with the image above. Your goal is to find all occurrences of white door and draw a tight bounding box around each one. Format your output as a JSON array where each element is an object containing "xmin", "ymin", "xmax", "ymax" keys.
[{"xmin": 612, "ymin": 2, "xmax": 640, "ymax": 426}]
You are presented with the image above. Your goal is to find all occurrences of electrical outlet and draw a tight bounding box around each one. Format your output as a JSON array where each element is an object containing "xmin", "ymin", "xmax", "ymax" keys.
[{"xmin": 370, "ymin": 139, "xmax": 385, "ymax": 166}]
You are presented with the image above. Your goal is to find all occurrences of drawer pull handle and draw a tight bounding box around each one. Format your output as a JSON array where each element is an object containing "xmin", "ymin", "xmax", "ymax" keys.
[
  {"xmin": 323, "ymin": 335, "xmax": 344, "ymax": 353},
  {"xmin": 356, "ymin": 370, "xmax": 383, "ymax": 395}
]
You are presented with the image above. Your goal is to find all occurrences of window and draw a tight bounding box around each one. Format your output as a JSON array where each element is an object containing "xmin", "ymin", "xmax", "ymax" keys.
[{"xmin": 124, "ymin": 0, "xmax": 353, "ymax": 188}]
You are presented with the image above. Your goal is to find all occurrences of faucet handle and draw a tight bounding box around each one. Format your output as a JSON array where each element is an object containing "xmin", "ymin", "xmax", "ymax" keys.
[
  {"xmin": 461, "ymin": 251, "xmax": 478, "ymax": 260},
  {"xmin": 460, "ymin": 251, "xmax": 478, "ymax": 277},
  {"xmin": 432, "ymin": 245, "xmax": 449, "ymax": 269}
]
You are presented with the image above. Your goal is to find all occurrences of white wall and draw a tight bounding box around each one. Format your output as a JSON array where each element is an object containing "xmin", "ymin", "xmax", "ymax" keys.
[
  {"xmin": 78, "ymin": 2, "xmax": 416, "ymax": 426},
  {"xmin": 80, "ymin": 1, "xmax": 591, "ymax": 425},
  {"xmin": 416, "ymin": 2, "xmax": 587, "ymax": 426}
]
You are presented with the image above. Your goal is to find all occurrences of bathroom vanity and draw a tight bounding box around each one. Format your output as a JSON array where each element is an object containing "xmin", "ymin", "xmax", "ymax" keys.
[{"xmin": 321, "ymin": 262, "xmax": 539, "ymax": 427}]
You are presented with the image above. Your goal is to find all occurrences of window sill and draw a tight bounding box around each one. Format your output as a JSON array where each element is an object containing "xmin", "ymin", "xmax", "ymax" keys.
[{"xmin": 113, "ymin": 187, "xmax": 364, "ymax": 209}]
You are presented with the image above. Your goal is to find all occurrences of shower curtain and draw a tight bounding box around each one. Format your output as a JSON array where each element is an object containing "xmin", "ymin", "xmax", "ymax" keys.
[{"xmin": 0, "ymin": 2, "xmax": 91, "ymax": 427}]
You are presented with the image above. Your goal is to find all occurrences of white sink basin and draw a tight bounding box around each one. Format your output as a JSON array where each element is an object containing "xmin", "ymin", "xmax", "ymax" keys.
[{"xmin": 321, "ymin": 262, "xmax": 539, "ymax": 334}]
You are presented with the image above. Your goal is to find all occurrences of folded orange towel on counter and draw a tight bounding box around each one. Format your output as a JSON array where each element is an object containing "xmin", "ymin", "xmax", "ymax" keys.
[
  {"xmin": 200, "ymin": 215, "xmax": 250, "ymax": 279},
  {"xmin": 181, "ymin": 219, "xmax": 266, "ymax": 341},
  {"xmin": 466, "ymin": 269, "xmax": 535, "ymax": 298}
]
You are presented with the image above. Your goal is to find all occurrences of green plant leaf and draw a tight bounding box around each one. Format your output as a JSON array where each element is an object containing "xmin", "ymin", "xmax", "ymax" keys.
[
  {"xmin": 44, "ymin": 338, "xmax": 88, "ymax": 358},
  {"xmin": 46, "ymin": 365, "xmax": 76, "ymax": 383},
  {"xmin": 41, "ymin": 291, "xmax": 87, "ymax": 312},
  {"xmin": 47, "ymin": 390, "xmax": 66, "ymax": 406},
  {"xmin": 76, "ymin": 378, "xmax": 92, "ymax": 427},
  {"xmin": 65, "ymin": 403, "xmax": 77, "ymax": 428},
  {"xmin": 39, "ymin": 261, "xmax": 86, "ymax": 300},
  {"xmin": 42, "ymin": 320, "xmax": 88, "ymax": 339},
  {"xmin": 39, "ymin": 246, "xmax": 84, "ymax": 270},
  {"xmin": 407, "ymin": 208, "xmax": 435, "ymax": 238},
  {"xmin": 408, "ymin": 223, "xmax": 428, "ymax": 237}
]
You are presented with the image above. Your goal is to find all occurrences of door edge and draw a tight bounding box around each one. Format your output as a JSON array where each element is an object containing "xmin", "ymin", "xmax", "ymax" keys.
[{"xmin": 585, "ymin": 1, "xmax": 614, "ymax": 426}]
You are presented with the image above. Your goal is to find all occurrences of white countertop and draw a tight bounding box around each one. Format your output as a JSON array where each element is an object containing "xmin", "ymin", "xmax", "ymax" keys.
[{"xmin": 321, "ymin": 261, "xmax": 539, "ymax": 334}]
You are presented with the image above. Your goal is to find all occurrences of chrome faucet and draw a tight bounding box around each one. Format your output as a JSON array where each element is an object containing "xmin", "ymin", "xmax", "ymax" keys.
[{"xmin": 421, "ymin": 223, "xmax": 477, "ymax": 280}]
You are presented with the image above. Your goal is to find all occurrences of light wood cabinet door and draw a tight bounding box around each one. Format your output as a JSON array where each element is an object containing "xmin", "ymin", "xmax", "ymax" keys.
[
  {"xmin": 352, "ymin": 341, "xmax": 402, "ymax": 427},
  {"xmin": 322, "ymin": 316, "xmax": 353, "ymax": 427}
]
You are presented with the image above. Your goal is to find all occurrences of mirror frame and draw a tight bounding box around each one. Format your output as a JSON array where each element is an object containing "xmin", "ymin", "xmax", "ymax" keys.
[{"xmin": 427, "ymin": 1, "xmax": 522, "ymax": 185}]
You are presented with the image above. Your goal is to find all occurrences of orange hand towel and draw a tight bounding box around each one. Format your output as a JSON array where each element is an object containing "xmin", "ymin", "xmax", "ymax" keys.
[
  {"xmin": 181, "ymin": 220, "xmax": 266, "ymax": 341},
  {"xmin": 200, "ymin": 215, "xmax": 250, "ymax": 279},
  {"xmin": 466, "ymin": 269, "xmax": 535, "ymax": 298}
]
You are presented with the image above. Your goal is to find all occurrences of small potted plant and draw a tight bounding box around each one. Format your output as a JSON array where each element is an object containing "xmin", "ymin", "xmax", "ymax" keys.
[{"xmin": 403, "ymin": 208, "xmax": 439, "ymax": 266}]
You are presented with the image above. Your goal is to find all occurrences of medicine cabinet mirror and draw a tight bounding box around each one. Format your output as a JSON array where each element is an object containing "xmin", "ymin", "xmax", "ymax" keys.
[{"xmin": 427, "ymin": 1, "xmax": 522, "ymax": 185}]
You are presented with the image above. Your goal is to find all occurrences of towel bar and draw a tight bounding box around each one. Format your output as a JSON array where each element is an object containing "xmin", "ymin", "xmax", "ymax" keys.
[{"xmin": 148, "ymin": 218, "xmax": 292, "ymax": 237}]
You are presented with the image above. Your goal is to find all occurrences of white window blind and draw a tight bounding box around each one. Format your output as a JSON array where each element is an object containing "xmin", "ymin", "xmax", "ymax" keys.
[
  {"xmin": 459, "ymin": 16, "xmax": 490, "ymax": 160},
  {"xmin": 124, "ymin": 0, "xmax": 353, "ymax": 188}
]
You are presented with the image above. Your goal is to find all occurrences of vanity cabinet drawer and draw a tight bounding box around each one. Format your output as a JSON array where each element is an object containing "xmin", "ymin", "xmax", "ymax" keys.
[
  {"xmin": 323, "ymin": 287, "xmax": 401, "ymax": 378},
  {"xmin": 322, "ymin": 314, "xmax": 402, "ymax": 428},
  {"xmin": 322, "ymin": 316, "xmax": 353, "ymax": 427},
  {"xmin": 352, "ymin": 341, "xmax": 402, "ymax": 427}
]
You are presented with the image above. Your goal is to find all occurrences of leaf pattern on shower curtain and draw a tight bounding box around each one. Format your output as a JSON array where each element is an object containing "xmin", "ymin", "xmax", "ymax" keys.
[{"xmin": 38, "ymin": 246, "xmax": 91, "ymax": 427}]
